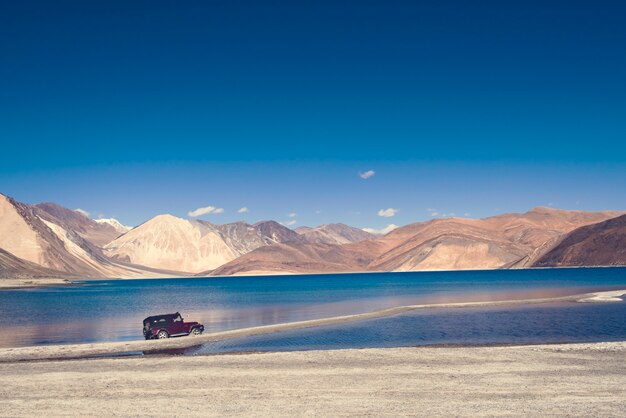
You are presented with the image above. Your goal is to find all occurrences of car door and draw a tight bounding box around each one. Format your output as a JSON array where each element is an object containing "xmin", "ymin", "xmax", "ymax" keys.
[{"xmin": 170, "ymin": 314, "xmax": 186, "ymax": 335}]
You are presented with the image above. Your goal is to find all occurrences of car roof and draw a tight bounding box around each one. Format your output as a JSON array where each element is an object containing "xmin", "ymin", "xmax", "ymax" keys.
[{"xmin": 143, "ymin": 312, "xmax": 180, "ymax": 322}]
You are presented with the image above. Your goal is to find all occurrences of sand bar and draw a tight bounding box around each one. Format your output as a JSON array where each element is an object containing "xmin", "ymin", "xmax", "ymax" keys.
[
  {"xmin": 0, "ymin": 277, "xmax": 71, "ymax": 289},
  {"xmin": 0, "ymin": 342, "xmax": 624, "ymax": 416},
  {"xmin": 0, "ymin": 289, "xmax": 623, "ymax": 363}
]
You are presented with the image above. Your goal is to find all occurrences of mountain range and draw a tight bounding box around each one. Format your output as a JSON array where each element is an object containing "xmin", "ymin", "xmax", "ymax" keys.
[{"xmin": 1, "ymin": 192, "xmax": 625, "ymax": 283}]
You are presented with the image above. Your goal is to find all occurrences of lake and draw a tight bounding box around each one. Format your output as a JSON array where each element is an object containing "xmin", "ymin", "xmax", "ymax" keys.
[{"xmin": 1, "ymin": 267, "xmax": 625, "ymax": 350}]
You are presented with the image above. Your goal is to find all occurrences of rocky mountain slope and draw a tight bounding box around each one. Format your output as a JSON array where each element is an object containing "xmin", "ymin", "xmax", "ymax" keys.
[
  {"xmin": 2, "ymin": 192, "xmax": 624, "ymax": 280},
  {"xmin": 34, "ymin": 202, "xmax": 121, "ymax": 247},
  {"xmin": 212, "ymin": 208, "xmax": 623, "ymax": 275},
  {"xmin": 104, "ymin": 216, "xmax": 302, "ymax": 273},
  {"xmin": 295, "ymin": 223, "xmax": 375, "ymax": 245},
  {"xmin": 533, "ymin": 214, "xmax": 626, "ymax": 267},
  {"xmin": 210, "ymin": 241, "xmax": 375, "ymax": 276},
  {"xmin": 95, "ymin": 218, "xmax": 132, "ymax": 234},
  {"xmin": 0, "ymin": 248, "xmax": 77, "ymax": 280},
  {"xmin": 0, "ymin": 194, "xmax": 175, "ymax": 279}
]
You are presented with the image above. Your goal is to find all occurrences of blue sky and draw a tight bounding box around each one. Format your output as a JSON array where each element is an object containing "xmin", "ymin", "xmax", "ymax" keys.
[{"xmin": 1, "ymin": 1, "xmax": 625, "ymax": 229}]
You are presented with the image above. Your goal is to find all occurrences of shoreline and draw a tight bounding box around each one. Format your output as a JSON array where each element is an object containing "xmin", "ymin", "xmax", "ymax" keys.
[
  {"xmin": 3, "ymin": 264, "xmax": 626, "ymax": 290},
  {"xmin": 0, "ymin": 277, "xmax": 73, "ymax": 290},
  {"xmin": 1, "ymin": 289, "xmax": 623, "ymax": 363},
  {"xmin": 1, "ymin": 342, "xmax": 624, "ymax": 416}
]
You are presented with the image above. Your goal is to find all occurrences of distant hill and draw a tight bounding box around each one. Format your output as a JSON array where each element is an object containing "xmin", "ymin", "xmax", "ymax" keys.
[
  {"xmin": 210, "ymin": 241, "xmax": 375, "ymax": 276},
  {"xmin": 210, "ymin": 207, "xmax": 623, "ymax": 275},
  {"xmin": 0, "ymin": 248, "xmax": 75, "ymax": 280},
  {"xmin": 0, "ymin": 193, "xmax": 177, "ymax": 279},
  {"xmin": 94, "ymin": 218, "xmax": 132, "ymax": 235},
  {"xmin": 104, "ymin": 216, "xmax": 302, "ymax": 274},
  {"xmin": 295, "ymin": 223, "xmax": 375, "ymax": 245},
  {"xmin": 534, "ymin": 214, "xmax": 626, "ymax": 267},
  {"xmin": 1, "ymin": 191, "xmax": 624, "ymax": 280},
  {"xmin": 34, "ymin": 202, "xmax": 121, "ymax": 247},
  {"xmin": 364, "ymin": 207, "xmax": 623, "ymax": 271}
]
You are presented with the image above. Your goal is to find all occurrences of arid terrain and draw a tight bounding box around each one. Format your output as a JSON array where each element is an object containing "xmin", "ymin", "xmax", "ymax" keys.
[
  {"xmin": 0, "ymin": 342, "xmax": 624, "ymax": 417},
  {"xmin": 1, "ymin": 192, "xmax": 625, "ymax": 286}
]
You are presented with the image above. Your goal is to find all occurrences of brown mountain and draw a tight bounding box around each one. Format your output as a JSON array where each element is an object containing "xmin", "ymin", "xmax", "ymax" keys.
[
  {"xmin": 34, "ymin": 202, "xmax": 121, "ymax": 247},
  {"xmin": 211, "ymin": 207, "xmax": 623, "ymax": 275},
  {"xmin": 210, "ymin": 241, "xmax": 375, "ymax": 276},
  {"xmin": 533, "ymin": 214, "xmax": 626, "ymax": 267},
  {"xmin": 295, "ymin": 223, "xmax": 375, "ymax": 245},
  {"xmin": 104, "ymin": 216, "xmax": 302, "ymax": 274},
  {"xmin": 2, "ymin": 191, "xmax": 624, "ymax": 279},
  {"xmin": 0, "ymin": 248, "xmax": 77, "ymax": 280},
  {"xmin": 365, "ymin": 207, "xmax": 623, "ymax": 271},
  {"xmin": 0, "ymin": 194, "xmax": 175, "ymax": 279}
]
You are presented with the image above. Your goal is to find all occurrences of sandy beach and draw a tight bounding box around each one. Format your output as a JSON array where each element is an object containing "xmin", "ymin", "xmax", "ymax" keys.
[
  {"xmin": 0, "ymin": 277, "xmax": 71, "ymax": 289},
  {"xmin": 0, "ymin": 342, "xmax": 624, "ymax": 417}
]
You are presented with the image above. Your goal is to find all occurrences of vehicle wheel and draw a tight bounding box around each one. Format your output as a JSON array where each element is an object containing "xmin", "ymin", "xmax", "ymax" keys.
[
  {"xmin": 191, "ymin": 328, "xmax": 202, "ymax": 336},
  {"xmin": 157, "ymin": 330, "xmax": 169, "ymax": 339}
]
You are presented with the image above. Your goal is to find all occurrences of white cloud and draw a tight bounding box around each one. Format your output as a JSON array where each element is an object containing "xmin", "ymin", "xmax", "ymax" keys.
[
  {"xmin": 359, "ymin": 170, "xmax": 375, "ymax": 179},
  {"xmin": 377, "ymin": 208, "xmax": 397, "ymax": 218},
  {"xmin": 428, "ymin": 208, "xmax": 458, "ymax": 218},
  {"xmin": 362, "ymin": 224, "xmax": 399, "ymax": 235},
  {"xmin": 285, "ymin": 219, "xmax": 297, "ymax": 226},
  {"xmin": 315, "ymin": 210, "xmax": 321, "ymax": 214},
  {"xmin": 237, "ymin": 207, "xmax": 249, "ymax": 213},
  {"xmin": 430, "ymin": 210, "xmax": 458, "ymax": 218},
  {"xmin": 288, "ymin": 212, "xmax": 297, "ymax": 218},
  {"xmin": 188, "ymin": 205, "xmax": 224, "ymax": 217},
  {"xmin": 75, "ymin": 208, "xmax": 90, "ymax": 218}
]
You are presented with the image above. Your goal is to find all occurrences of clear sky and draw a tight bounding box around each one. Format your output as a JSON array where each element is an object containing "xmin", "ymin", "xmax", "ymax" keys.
[{"xmin": 1, "ymin": 1, "xmax": 625, "ymax": 230}]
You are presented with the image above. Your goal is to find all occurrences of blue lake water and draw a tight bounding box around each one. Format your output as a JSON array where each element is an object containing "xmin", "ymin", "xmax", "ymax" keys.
[
  {"xmin": 0, "ymin": 267, "xmax": 625, "ymax": 349},
  {"xmin": 195, "ymin": 300, "xmax": 626, "ymax": 354}
]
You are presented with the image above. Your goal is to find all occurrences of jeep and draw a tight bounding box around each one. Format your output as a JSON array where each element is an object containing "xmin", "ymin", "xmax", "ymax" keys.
[{"xmin": 143, "ymin": 312, "xmax": 205, "ymax": 339}]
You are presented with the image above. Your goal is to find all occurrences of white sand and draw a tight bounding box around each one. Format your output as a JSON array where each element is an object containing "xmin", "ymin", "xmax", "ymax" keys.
[
  {"xmin": 0, "ymin": 343, "xmax": 625, "ymax": 417},
  {"xmin": 0, "ymin": 277, "xmax": 70, "ymax": 289},
  {"xmin": 577, "ymin": 290, "xmax": 626, "ymax": 303}
]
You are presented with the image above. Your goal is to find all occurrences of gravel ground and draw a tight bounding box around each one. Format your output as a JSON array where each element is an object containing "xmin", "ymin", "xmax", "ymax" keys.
[{"xmin": 0, "ymin": 342, "xmax": 625, "ymax": 417}]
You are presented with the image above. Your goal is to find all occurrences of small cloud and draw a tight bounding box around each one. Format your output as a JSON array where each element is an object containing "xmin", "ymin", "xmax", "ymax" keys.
[
  {"xmin": 188, "ymin": 205, "xmax": 224, "ymax": 217},
  {"xmin": 362, "ymin": 224, "xmax": 399, "ymax": 235},
  {"xmin": 463, "ymin": 213, "xmax": 471, "ymax": 217},
  {"xmin": 431, "ymin": 212, "xmax": 457, "ymax": 218},
  {"xmin": 75, "ymin": 208, "xmax": 90, "ymax": 218},
  {"xmin": 237, "ymin": 207, "xmax": 249, "ymax": 213},
  {"xmin": 285, "ymin": 219, "xmax": 297, "ymax": 226},
  {"xmin": 359, "ymin": 170, "xmax": 375, "ymax": 179},
  {"xmin": 315, "ymin": 210, "xmax": 321, "ymax": 215},
  {"xmin": 378, "ymin": 208, "xmax": 397, "ymax": 218},
  {"xmin": 288, "ymin": 212, "xmax": 297, "ymax": 218}
]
